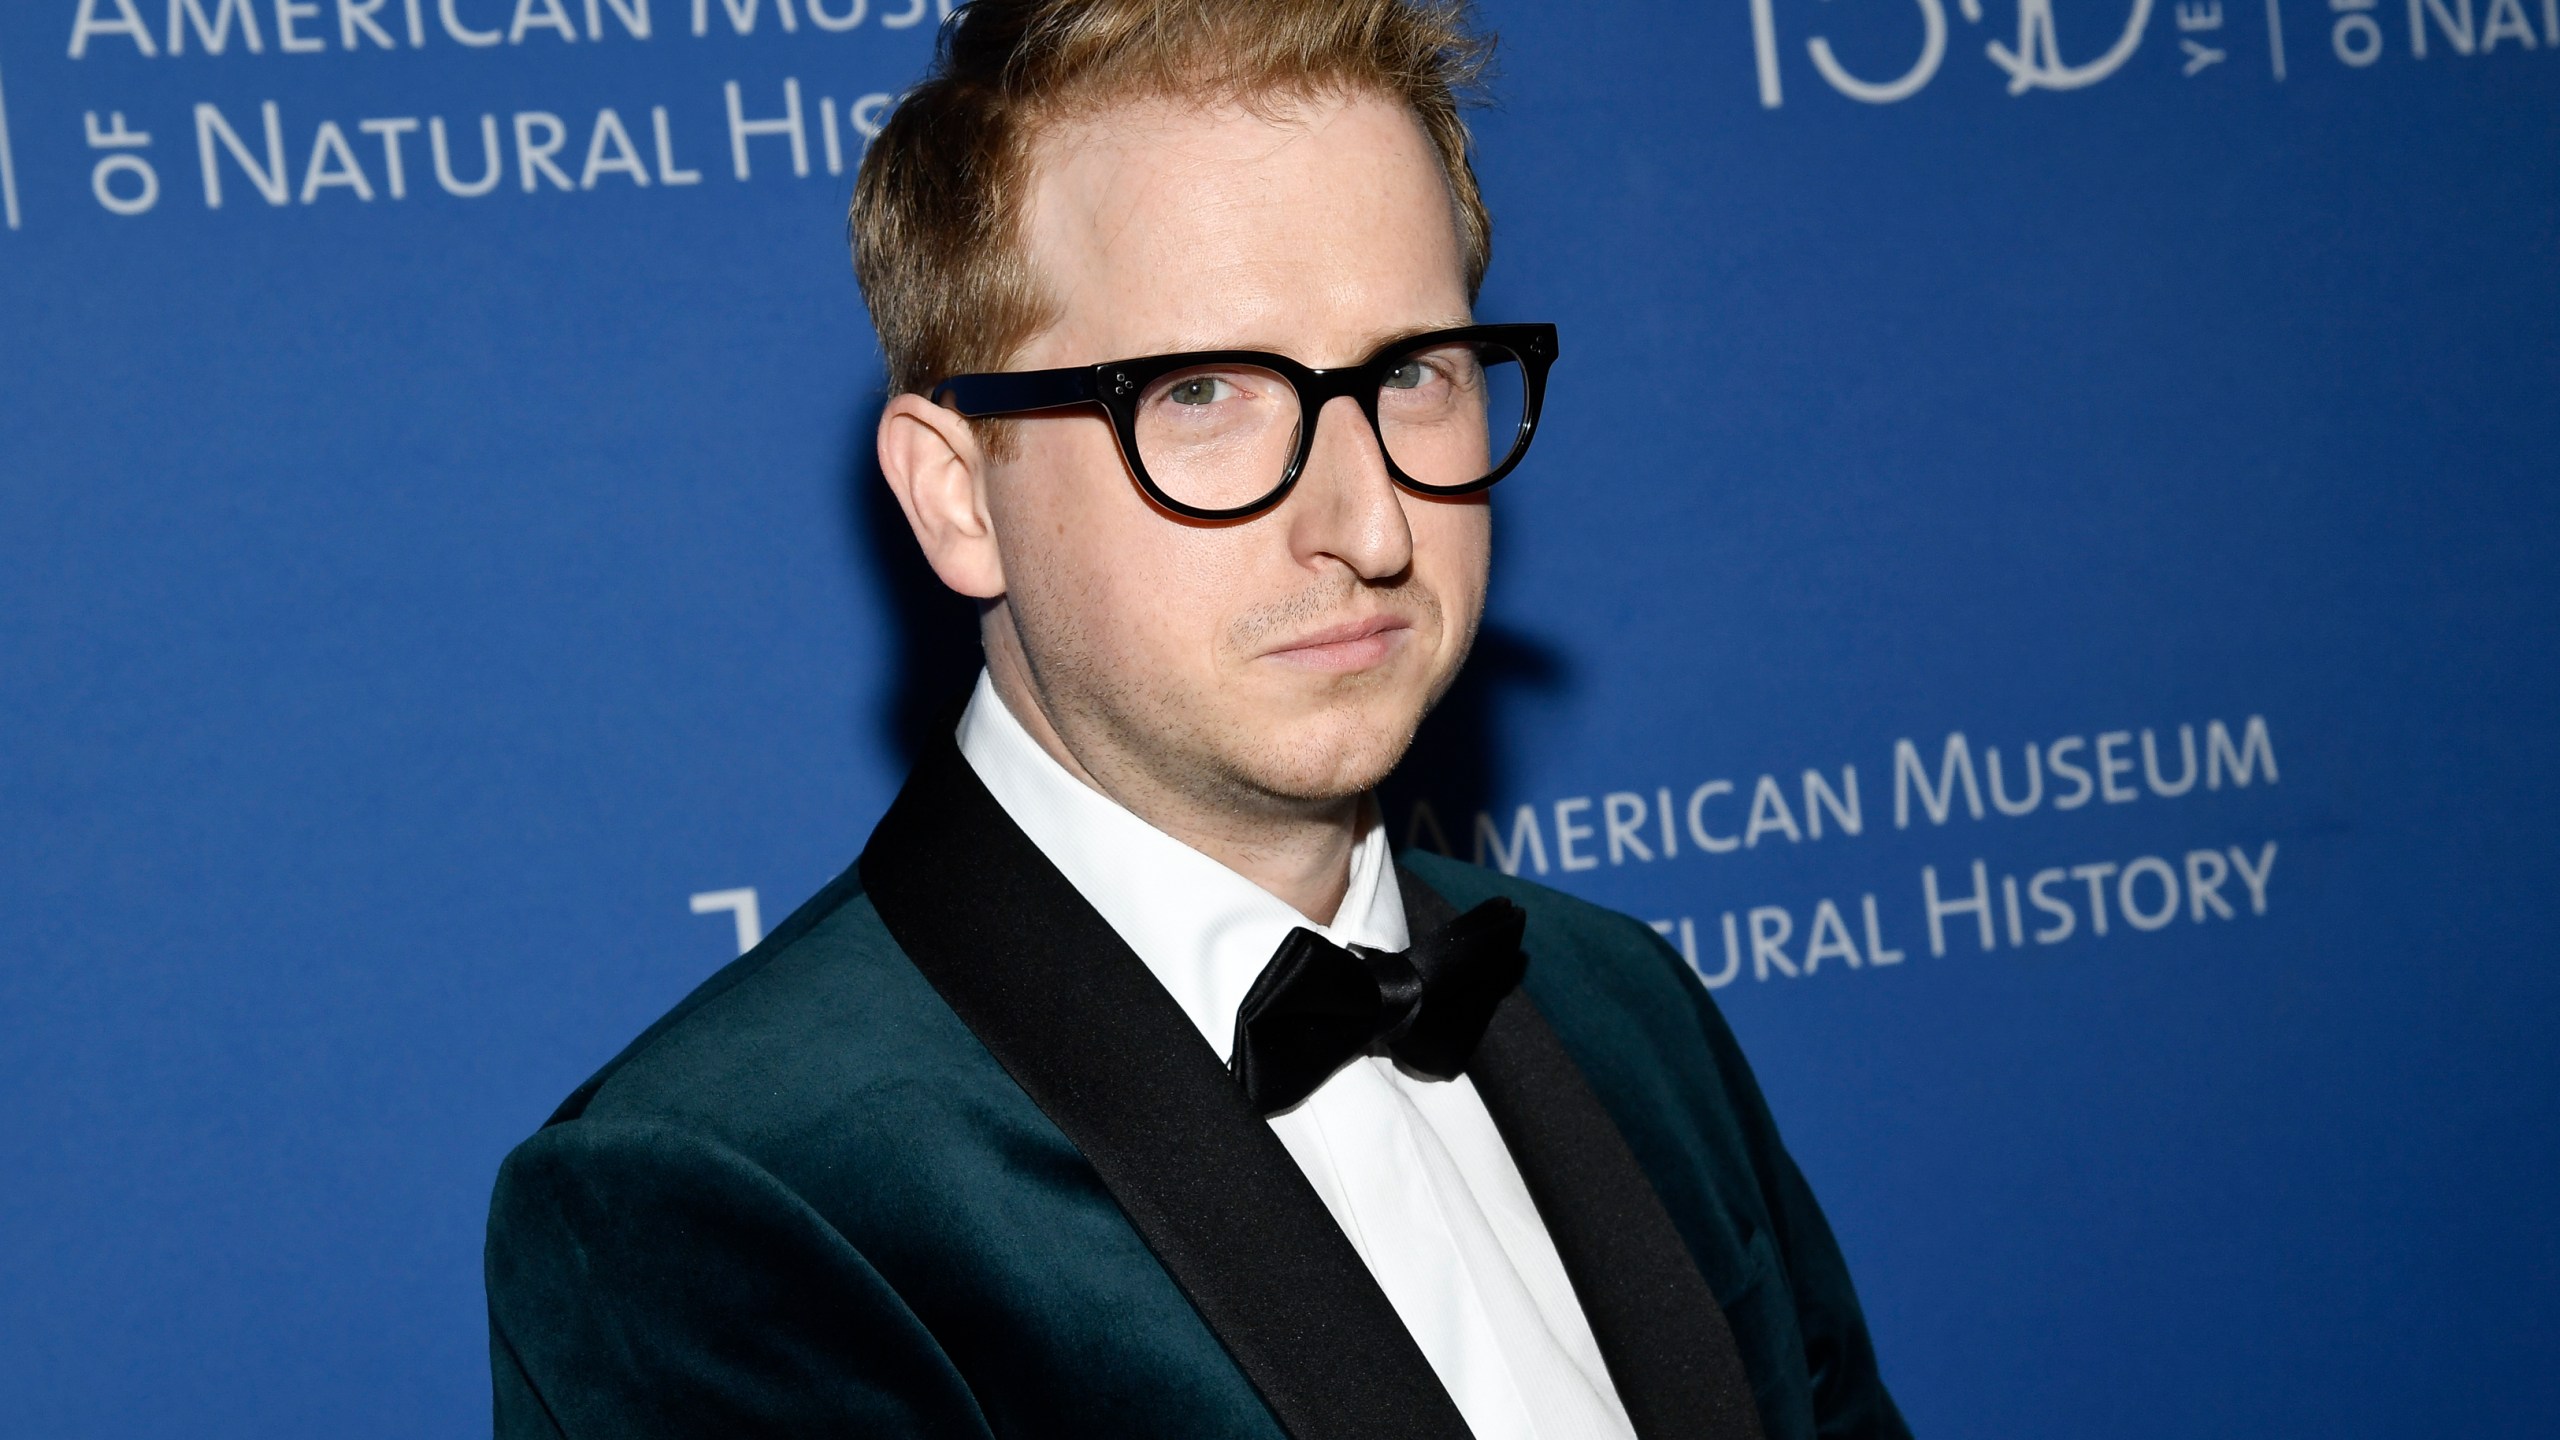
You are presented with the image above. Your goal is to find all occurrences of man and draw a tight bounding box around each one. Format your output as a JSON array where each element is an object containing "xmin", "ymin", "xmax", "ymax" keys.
[{"xmin": 484, "ymin": 2, "xmax": 1909, "ymax": 1436}]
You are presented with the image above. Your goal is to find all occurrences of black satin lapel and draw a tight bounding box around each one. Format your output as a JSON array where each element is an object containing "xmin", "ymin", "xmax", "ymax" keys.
[
  {"xmin": 860, "ymin": 738, "xmax": 1472, "ymax": 1440},
  {"xmin": 1399, "ymin": 867, "xmax": 1767, "ymax": 1440}
]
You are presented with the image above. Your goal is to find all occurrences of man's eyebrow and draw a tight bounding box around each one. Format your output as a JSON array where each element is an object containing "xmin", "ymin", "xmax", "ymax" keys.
[
  {"xmin": 1142, "ymin": 318, "xmax": 1478, "ymax": 362},
  {"xmin": 1349, "ymin": 318, "xmax": 1476, "ymax": 356}
]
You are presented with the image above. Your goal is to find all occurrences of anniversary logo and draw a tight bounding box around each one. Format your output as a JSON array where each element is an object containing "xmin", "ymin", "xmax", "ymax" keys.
[{"xmin": 1750, "ymin": 0, "xmax": 2552, "ymax": 101}]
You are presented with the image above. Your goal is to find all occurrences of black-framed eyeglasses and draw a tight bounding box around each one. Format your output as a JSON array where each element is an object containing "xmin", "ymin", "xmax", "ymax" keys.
[{"xmin": 929, "ymin": 322, "xmax": 1559, "ymax": 522}]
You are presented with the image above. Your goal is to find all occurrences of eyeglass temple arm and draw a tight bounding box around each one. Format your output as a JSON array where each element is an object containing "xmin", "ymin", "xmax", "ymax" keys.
[{"xmin": 928, "ymin": 367, "xmax": 1100, "ymax": 418}]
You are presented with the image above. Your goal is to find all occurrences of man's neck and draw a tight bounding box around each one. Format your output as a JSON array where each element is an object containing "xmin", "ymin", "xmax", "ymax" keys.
[{"xmin": 983, "ymin": 658, "xmax": 1363, "ymax": 926}]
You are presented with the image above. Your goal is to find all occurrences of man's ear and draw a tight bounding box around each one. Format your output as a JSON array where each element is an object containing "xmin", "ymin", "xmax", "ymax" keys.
[{"xmin": 877, "ymin": 392, "xmax": 1006, "ymax": 600}]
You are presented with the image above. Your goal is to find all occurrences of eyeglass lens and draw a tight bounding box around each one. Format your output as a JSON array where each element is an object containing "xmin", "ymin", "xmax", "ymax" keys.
[{"xmin": 1129, "ymin": 340, "xmax": 1529, "ymax": 513}]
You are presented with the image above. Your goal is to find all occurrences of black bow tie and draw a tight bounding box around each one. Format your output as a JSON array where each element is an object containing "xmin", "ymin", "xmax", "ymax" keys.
[{"xmin": 1227, "ymin": 897, "xmax": 1528, "ymax": 1116}]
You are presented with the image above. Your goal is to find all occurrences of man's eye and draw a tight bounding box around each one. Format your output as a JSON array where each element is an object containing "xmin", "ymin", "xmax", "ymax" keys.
[
  {"xmin": 1382, "ymin": 361, "xmax": 1429, "ymax": 391},
  {"xmin": 1167, "ymin": 376, "xmax": 1230, "ymax": 405}
]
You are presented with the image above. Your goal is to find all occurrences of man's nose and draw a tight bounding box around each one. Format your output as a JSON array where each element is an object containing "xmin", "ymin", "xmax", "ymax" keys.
[{"xmin": 1283, "ymin": 394, "xmax": 1414, "ymax": 582}]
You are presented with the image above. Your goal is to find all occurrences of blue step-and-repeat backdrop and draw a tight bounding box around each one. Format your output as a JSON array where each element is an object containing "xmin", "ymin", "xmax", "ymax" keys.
[{"xmin": 3, "ymin": 0, "xmax": 2554, "ymax": 1433}]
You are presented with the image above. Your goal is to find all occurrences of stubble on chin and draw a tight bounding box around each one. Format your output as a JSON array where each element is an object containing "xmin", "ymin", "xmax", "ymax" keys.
[
  {"xmin": 1013, "ymin": 557, "xmax": 1478, "ymax": 820},
  {"xmin": 1206, "ymin": 572, "xmax": 1473, "ymax": 805}
]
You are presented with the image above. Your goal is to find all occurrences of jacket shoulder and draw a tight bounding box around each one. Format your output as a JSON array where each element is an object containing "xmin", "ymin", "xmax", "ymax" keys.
[
  {"xmin": 535, "ymin": 864, "xmax": 1005, "ymax": 1166},
  {"xmin": 544, "ymin": 861, "xmax": 873, "ymax": 1124}
]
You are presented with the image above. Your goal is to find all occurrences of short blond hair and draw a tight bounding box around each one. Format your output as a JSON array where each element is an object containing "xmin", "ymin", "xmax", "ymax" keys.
[{"xmin": 849, "ymin": 0, "xmax": 1495, "ymax": 402}]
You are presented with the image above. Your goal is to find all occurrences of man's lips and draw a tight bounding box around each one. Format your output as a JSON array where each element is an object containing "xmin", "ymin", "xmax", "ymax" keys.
[{"xmin": 1259, "ymin": 614, "xmax": 1414, "ymax": 672}]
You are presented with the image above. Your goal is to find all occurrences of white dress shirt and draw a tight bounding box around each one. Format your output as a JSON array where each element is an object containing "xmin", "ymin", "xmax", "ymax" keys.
[{"xmin": 955, "ymin": 671, "xmax": 1637, "ymax": 1440}]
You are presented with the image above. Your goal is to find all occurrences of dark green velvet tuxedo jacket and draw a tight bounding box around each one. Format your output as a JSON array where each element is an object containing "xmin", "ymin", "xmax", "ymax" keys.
[{"xmin": 486, "ymin": 736, "xmax": 1910, "ymax": 1439}]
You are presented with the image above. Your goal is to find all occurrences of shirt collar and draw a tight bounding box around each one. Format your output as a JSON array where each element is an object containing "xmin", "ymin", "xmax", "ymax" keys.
[{"xmin": 954, "ymin": 669, "xmax": 1409, "ymax": 1064}]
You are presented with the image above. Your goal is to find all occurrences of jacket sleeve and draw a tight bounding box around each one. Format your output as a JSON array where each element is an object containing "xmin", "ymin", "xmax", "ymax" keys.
[
  {"xmin": 1670, "ymin": 942, "xmax": 1916, "ymax": 1440},
  {"xmin": 484, "ymin": 1117, "xmax": 992, "ymax": 1440}
]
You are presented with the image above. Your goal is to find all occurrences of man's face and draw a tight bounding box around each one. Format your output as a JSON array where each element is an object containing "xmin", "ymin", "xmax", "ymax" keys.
[{"xmin": 982, "ymin": 89, "xmax": 1491, "ymax": 814}]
